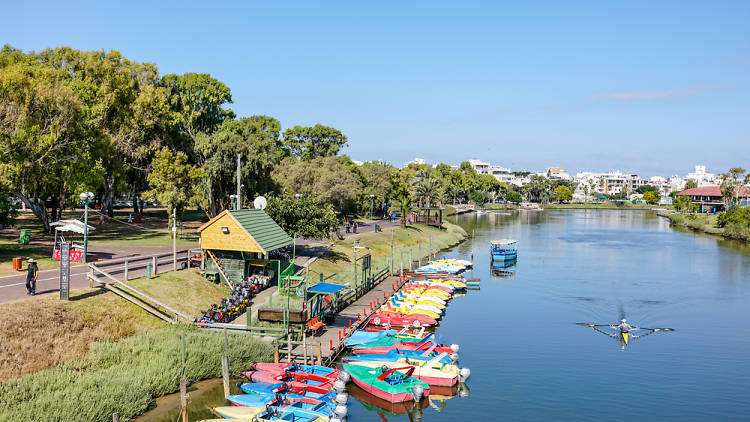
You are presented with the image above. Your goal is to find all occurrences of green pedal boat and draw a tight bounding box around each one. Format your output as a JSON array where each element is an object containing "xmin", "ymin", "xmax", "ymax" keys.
[{"xmin": 343, "ymin": 362, "xmax": 430, "ymax": 403}]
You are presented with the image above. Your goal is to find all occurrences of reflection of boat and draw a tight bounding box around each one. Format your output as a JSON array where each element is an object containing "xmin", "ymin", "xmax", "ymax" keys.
[
  {"xmin": 490, "ymin": 239, "xmax": 518, "ymax": 262},
  {"xmin": 491, "ymin": 261, "xmax": 516, "ymax": 279},
  {"xmin": 519, "ymin": 202, "xmax": 543, "ymax": 211},
  {"xmin": 348, "ymin": 381, "xmax": 429, "ymax": 416}
]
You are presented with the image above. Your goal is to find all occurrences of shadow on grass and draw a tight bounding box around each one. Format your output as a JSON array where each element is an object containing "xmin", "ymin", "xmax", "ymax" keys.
[
  {"xmin": 69, "ymin": 288, "xmax": 107, "ymax": 301},
  {"xmin": 322, "ymin": 249, "xmax": 351, "ymax": 264}
]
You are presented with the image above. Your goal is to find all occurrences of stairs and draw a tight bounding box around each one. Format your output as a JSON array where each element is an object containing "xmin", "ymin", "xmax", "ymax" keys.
[{"xmin": 206, "ymin": 249, "xmax": 234, "ymax": 289}]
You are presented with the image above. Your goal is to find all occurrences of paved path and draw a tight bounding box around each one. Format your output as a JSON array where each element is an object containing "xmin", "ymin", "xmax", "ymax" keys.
[{"xmin": 0, "ymin": 246, "xmax": 192, "ymax": 304}]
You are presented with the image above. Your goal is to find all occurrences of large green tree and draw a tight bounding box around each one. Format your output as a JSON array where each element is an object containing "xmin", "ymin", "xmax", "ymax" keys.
[
  {"xmin": 266, "ymin": 193, "xmax": 338, "ymax": 239},
  {"xmin": 143, "ymin": 148, "xmax": 205, "ymax": 228},
  {"xmin": 281, "ymin": 124, "xmax": 347, "ymax": 160},
  {"xmin": 197, "ymin": 116, "xmax": 281, "ymax": 217}
]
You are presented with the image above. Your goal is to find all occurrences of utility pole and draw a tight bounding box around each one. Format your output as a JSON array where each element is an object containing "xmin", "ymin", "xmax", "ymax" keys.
[
  {"xmin": 236, "ymin": 153, "xmax": 241, "ymax": 210},
  {"xmin": 172, "ymin": 208, "xmax": 177, "ymax": 271}
]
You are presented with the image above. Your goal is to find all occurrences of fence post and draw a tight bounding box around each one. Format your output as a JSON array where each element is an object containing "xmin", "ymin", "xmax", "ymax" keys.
[
  {"xmin": 123, "ymin": 259, "xmax": 128, "ymax": 281},
  {"xmin": 409, "ymin": 248, "xmax": 413, "ymax": 271},
  {"xmin": 418, "ymin": 243, "xmax": 422, "ymax": 266},
  {"xmin": 316, "ymin": 342, "xmax": 322, "ymax": 365},
  {"xmin": 274, "ymin": 342, "xmax": 279, "ymax": 363},
  {"xmin": 112, "ymin": 413, "xmax": 119, "ymax": 422},
  {"xmin": 89, "ymin": 265, "xmax": 94, "ymax": 288},
  {"xmin": 222, "ymin": 329, "xmax": 230, "ymax": 397},
  {"xmin": 302, "ymin": 328, "xmax": 308, "ymax": 365},
  {"xmin": 180, "ymin": 377, "xmax": 188, "ymax": 422},
  {"xmin": 152, "ymin": 255, "xmax": 158, "ymax": 275}
]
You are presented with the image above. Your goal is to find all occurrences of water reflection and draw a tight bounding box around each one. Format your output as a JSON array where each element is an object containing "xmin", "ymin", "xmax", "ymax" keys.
[
  {"xmin": 347, "ymin": 382, "xmax": 469, "ymax": 421},
  {"xmin": 490, "ymin": 261, "xmax": 516, "ymax": 279}
]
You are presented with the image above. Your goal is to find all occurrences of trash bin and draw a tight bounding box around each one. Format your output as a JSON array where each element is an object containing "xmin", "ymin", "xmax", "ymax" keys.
[
  {"xmin": 12, "ymin": 257, "xmax": 22, "ymax": 271},
  {"xmin": 146, "ymin": 262, "xmax": 152, "ymax": 279},
  {"xmin": 19, "ymin": 229, "xmax": 31, "ymax": 245}
]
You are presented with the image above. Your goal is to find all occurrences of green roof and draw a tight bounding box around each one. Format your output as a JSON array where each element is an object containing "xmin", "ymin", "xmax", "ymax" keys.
[{"xmin": 229, "ymin": 209, "xmax": 293, "ymax": 253}]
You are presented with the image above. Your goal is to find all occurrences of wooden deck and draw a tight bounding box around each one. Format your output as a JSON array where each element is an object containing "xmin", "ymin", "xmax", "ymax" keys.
[{"xmin": 280, "ymin": 274, "xmax": 408, "ymax": 365}]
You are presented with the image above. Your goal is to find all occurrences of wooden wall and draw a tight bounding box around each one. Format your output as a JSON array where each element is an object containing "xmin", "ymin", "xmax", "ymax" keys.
[{"xmin": 200, "ymin": 211, "xmax": 264, "ymax": 253}]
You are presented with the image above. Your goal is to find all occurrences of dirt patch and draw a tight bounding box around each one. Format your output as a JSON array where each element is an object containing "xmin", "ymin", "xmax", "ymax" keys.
[{"xmin": 0, "ymin": 289, "xmax": 161, "ymax": 382}]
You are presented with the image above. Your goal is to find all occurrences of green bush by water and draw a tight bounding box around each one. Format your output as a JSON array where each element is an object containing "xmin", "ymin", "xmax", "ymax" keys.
[{"xmin": 0, "ymin": 325, "xmax": 273, "ymax": 421}]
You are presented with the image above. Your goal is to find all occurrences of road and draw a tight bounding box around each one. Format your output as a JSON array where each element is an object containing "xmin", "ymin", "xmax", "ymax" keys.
[{"xmin": 0, "ymin": 246, "xmax": 192, "ymax": 304}]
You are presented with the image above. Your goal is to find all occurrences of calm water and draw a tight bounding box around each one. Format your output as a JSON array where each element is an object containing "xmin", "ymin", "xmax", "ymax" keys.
[{"xmin": 142, "ymin": 210, "xmax": 750, "ymax": 421}]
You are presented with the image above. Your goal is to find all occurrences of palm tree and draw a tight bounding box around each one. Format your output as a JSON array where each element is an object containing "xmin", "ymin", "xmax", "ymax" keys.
[{"xmin": 396, "ymin": 194, "xmax": 413, "ymax": 227}]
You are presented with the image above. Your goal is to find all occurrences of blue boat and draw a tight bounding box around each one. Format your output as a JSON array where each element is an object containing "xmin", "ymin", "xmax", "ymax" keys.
[
  {"xmin": 344, "ymin": 348, "xmax": 455, "ymax": 364},
  {"xmin": 490, "ymin": 239, "xmax": 518, "ymax": 262},
  {"xmin": 237, "ymin": 382, "xmax": 334, "ymax": 401}
]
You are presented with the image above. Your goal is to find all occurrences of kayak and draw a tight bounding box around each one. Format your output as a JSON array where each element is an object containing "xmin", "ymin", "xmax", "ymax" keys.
[{"xmin": 343, "ymin": 363, "xmax": 430, "ymax": 403}]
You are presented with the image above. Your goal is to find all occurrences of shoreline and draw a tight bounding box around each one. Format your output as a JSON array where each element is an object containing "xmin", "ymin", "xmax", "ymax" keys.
[{"xmin": 657, "ymin": 211, "xmax": 750, "ymax": 243}]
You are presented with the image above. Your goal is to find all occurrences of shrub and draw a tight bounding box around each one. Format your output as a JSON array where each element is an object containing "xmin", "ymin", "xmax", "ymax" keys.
[{"xmin": 0, "ymin": 325, "xmax": 273, "ymax": 421}]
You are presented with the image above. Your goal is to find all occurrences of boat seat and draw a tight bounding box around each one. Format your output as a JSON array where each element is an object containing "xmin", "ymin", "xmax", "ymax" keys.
[{"xmin": 307, "ymin": 317, "xmax": 325, "ymax": 335}]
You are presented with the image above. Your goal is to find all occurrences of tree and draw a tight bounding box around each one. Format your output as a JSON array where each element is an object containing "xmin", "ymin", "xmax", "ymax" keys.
[
  {"xmin": 0, "ymin": 54, "xmax": 92, "ymax": 231},
  {"xmin": 412, "ymin": 172, "xmax": 441, "ymax": 208},
  {"xmin": 281, "ymin": 124, "xmax": 347, "ymax": 160},
  {"xmin": 360, "ymin": 161, "xmax": 397, "ymax": 216},
  {"xmin": 506, "ymin": 191, "xmax": 523, "ymax": 204},
  {"xmin": 143, "ymin": 148, "xmax": 205, "ymax": 228},
  {"xmin": 673, "ymin": 195, "xmax": 690, "ymax": 212},
  {"xmin": 636, "ymin": 185, "xmax": 658, "ymax": 194},
  {"xmin": 554, "ymin": 186, "xmax": 572, "ymax": 203},
  {"xmin": 685, "ymin": 179, "xmax": 697, "ymax": 190},
  {"xmin": 643, "ymin": 191, "xmax": 660, "ymax": 204},
  {"xmin": 523, "ymin": 175, "xmax": 550, "ymax": 203},
  {"xmin": 395, "ymin": 194, "xmax": 413, "ymax": 227},
  {"xmin": 272, "ymin": 156, "xmax": 363, "ymax": 216},
  {"xmin": 266, "ymin": 193, "xmax": 338, "ymax": 239},
  {"xmin": 198, "ymin": 116, "xmax": 281, "ymax": 217}
]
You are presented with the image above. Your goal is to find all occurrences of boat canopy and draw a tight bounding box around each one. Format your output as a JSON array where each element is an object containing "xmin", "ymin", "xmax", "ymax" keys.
[{"xmin": 490, "ymin": 239, "xmax": 516, "ymax": 246}]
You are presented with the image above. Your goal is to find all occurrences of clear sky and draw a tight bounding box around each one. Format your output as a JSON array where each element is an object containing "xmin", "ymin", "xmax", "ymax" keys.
[{"xmin": 2, "ymin": 1, "xmax": 748, "ymax": 177}]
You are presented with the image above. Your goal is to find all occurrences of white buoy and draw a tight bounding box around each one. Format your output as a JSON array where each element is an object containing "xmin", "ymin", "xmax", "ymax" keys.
[
  {"xmin": 330, "ymin": 418, "xmax": 343, "ymax": 422},
  {"xmin": 333, "ymin": 404, "xmax": 348, "ymax": 418},
  {"xmin": 459, "ymin": 367, "xmax": 471, "ymax": 383},
  {"xmin": 334, "ymin": 392, "xmax": 349, "ymax": 405},
  {"xmin": 411, "ymin": 385, "xmax": 425, "ymax": 401},
  {"xmin": 333, "ymin": 379, "xmax": 346, "ymax": 392},
  {"xmin": 337, "ymin": 370, "xmax": 351, "ymax": 383},
  {"xmin": 449, "ymin": 352, "xmax": 459, "ymax": 363},
  {"xmin": 449, "ymin": 343, "xmax": 460, "ymax": 353}
]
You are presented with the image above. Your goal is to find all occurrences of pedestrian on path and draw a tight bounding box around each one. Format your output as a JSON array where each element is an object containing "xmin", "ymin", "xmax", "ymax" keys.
[{"xmin": 26, "ymin": 258, "xmax": 38, "ymax": 295}]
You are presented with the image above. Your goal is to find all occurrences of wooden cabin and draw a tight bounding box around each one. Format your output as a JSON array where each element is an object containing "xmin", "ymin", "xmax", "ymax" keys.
[{"xmin": 198, "ymin": 209, "xmax": 294, "ymax": 286}]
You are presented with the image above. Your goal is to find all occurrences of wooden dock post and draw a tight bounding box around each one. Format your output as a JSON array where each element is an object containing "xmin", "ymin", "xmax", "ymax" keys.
[
  {"xmin": 316, "ymin": 342, "xmax": 322, "ymax": 365},
  {"xmin": 409, "ymin": 248, "xmax": 413, "ymax": 271},
  {"xmin": 287, "ymin": 328, "xmax": 292, "ymax": 363},
  {"xmin": 180, "ymin": 377, "xmax": 188, "ymax": 422},
  {"xmin": 418, "ymin": 243, "xmax": 422, "ymax": 266},
  {"xmin": 274, "ymin": 342, "xmax": 279, "ymax": 363},
  {"xmin": 123, "ymin": 259, "xmax": 128, "ymax": 281},
  {"xmin": 302, "ymin": 329, "xmax": 308, "ymax": 365},
  {"xmin": 112, "ymin": 413, "xmax": 119, "ymax": 422},
  {"xmin": 222, "ymin": 329, "xmax": 230, "ymax": 397},
  {"xmin": 152, "ymin": 255, "xmax": 158, "ymax": 275}
]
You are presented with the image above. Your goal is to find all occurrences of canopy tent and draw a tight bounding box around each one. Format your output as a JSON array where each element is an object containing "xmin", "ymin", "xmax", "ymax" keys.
[
  {"xmin": 306, "ymin": 282, "xmax": 347, "ymax": 295},
  {"xmin": 50, "ymin": 219, "xmax": 93, "ymax": 262},
  {"xmin": 50, "ymin": 219, "xmax": 95, "ymax": 235}
]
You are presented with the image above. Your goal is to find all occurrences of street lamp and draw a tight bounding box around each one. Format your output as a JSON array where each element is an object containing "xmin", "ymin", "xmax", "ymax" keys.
[
  {"xmin": 353, "ymin": 241, "xmax": 370, "ymax": 289},
  {"xmin": 369, "ymin": 194, "xmax": 375, "ymax": 220},
  {"xmin": 79, "ymin": 192, "xmax": 94, "ymax": 263}
]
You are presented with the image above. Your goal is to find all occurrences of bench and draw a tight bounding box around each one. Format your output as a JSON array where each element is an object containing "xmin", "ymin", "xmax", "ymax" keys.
[{"xmin": 307, "ymin": 317, "xmax": 325, "ymax": 335}]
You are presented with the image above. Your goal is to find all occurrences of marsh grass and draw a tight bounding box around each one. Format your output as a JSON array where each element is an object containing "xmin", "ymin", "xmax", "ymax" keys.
[{"xmin": 0, "ymin": 325, "xmax": 273, "ymax": 421}]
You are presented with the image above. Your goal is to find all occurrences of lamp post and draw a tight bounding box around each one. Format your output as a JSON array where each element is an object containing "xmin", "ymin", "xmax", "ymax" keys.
[
  {"xmin": 369, "ymin": 194, "xmax": 375, "ymax": 220},
  {"xmin": 79, "ymin": 192, "xmax": 94, "ymax": 263},
  {"xmin": 353, "ymin": 241, "xmax": 369, "ymax": 291}
]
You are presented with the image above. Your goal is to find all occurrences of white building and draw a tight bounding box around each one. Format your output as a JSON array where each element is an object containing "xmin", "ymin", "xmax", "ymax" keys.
[
  {"xmin": 468, "ymin": 159, "xmax": 491, "ymax": 174},
  {"xmin": 404, "ymin": 158, "xmax": 427, "ymax": 167},
  {"xmin": 686, "ymin": 165, "xmax": 716, "ymax": 187},
  {"xmin": 546, "ymin": 167, "xmax": 572, "ymax": 180}
]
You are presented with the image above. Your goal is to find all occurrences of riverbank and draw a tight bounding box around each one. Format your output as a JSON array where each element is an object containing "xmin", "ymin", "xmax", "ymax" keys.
[
  {"xmin": 543, "ymin": 202, "xmax": 660, "ymax": 210},
  {"xmin": 658, "ymin": 211, "xmax": 750, "ymax": 242}
]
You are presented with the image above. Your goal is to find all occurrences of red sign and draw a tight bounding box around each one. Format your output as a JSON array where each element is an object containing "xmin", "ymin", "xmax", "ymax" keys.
[{"xmin": 53, "ymin": 249, "xmax": 84, "ymax": 262}]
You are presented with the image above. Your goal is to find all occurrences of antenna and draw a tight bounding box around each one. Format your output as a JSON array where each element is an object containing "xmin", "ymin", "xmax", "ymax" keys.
[{"xmin": 253, "ymin": 196, "xmax": 267, "ymax": 210}]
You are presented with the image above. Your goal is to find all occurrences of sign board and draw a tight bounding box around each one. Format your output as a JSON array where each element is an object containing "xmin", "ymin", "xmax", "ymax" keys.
[
  {"xmin": 53, "ymin": 249, "xmax": 84, "ymax": 262},
  {"xmin": 59, "ymin": 241, "xmax": 70, "ymax": 300},
  {"xmin": 362, "ymin": 254, "xmax": 371, "ymax": 270}
]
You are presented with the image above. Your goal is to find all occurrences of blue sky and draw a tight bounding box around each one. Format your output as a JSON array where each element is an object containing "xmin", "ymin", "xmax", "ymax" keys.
[{"xmin": 2, "ymin": 1, "xmax": 748, "ymax": 177}]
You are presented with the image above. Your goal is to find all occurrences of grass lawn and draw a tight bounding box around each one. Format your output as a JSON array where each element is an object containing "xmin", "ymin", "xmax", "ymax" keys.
[
  {"xmin": 659, "ymin": 211, "xmax": 724, "ymax": 235},
  {"xmin": 0, "ymin": 239, "xmax": 73, "ymax": 275},
  {"xmin": 126, "ymin": 269, "xmax": 231, "ymax": 317}
]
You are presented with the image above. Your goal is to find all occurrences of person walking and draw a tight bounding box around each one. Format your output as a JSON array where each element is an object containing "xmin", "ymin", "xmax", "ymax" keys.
[{"xmin": 26, "ymin": 258, "xmax": 38, "ymax": 295}]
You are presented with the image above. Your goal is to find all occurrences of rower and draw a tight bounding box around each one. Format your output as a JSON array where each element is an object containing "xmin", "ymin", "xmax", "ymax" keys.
[{"xmin": 611, "ymin": 319, "xmax": 633, "ymax": 333}]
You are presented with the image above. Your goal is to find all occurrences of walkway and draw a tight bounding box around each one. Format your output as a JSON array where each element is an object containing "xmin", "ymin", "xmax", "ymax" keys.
[{"xmin": 283, "ymin": 273, "xmax": 405, "ymax": 364}]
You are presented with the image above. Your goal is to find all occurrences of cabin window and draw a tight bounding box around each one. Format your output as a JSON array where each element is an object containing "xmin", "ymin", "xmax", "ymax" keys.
[{"xmin": 221, "ymin": 227, "xmax": 229, "ymax": 234}]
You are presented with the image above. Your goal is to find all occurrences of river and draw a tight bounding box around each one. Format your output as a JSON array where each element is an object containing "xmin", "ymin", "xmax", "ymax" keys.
[{"xmin": 139, "ymin": 210, "xmax": 750, "ymax": 422}]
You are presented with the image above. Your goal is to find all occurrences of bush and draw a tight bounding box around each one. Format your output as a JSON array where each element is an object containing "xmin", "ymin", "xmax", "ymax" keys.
[
  {"xmin": 0, "ymin": 325, "xmax": 274, "ymax": 421},
  {"xmin": 717, "ymin": 207, "xmax": 750, "ymax": 228}
]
